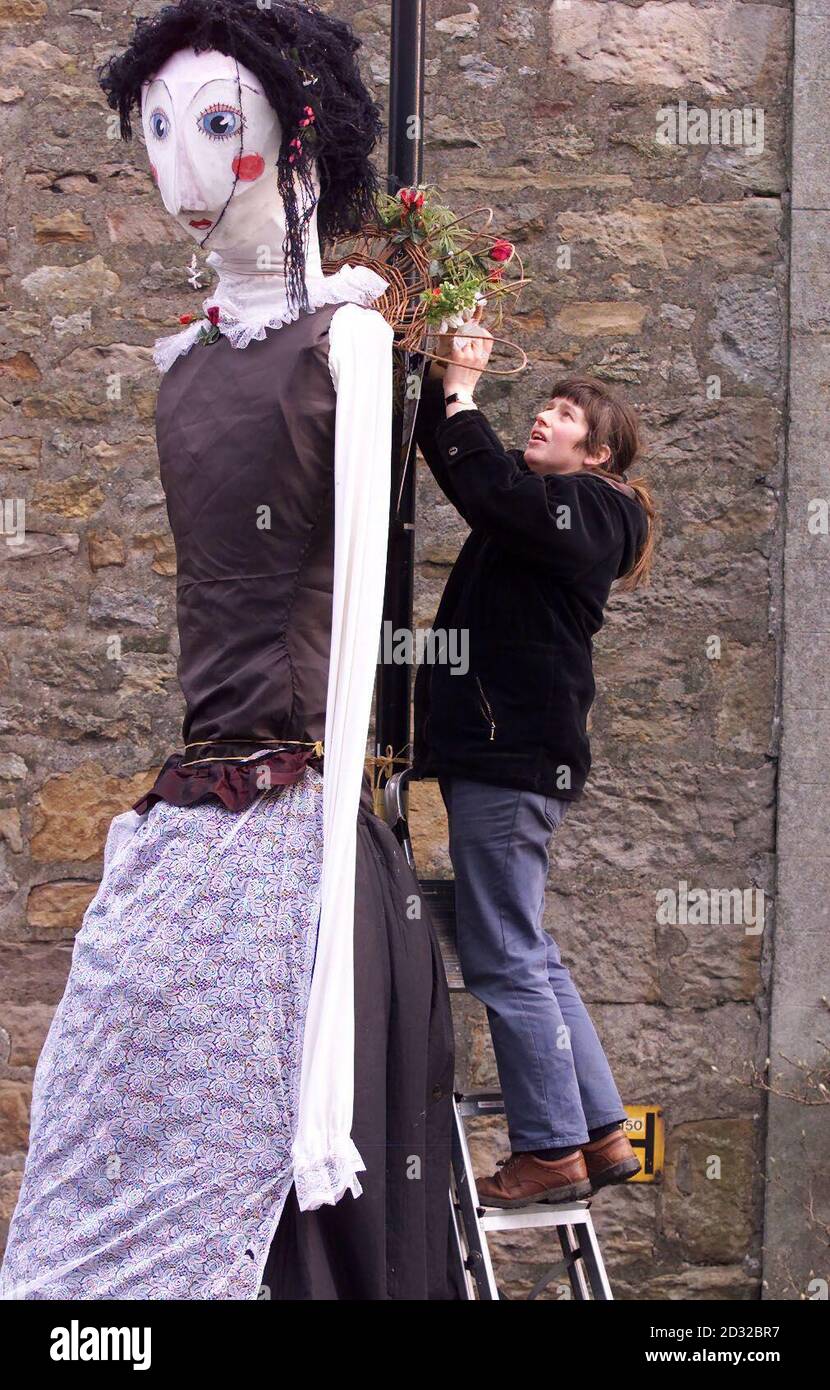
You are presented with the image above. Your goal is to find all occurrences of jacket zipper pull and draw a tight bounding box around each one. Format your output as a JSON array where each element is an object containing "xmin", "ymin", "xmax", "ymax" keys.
[{"xmin": 475, "ymin": 676, "xmax": 497, "ymax": 741}]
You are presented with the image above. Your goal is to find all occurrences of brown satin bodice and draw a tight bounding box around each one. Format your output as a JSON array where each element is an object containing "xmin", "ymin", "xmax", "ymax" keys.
[
  {"xmin": 158, "ymin": 300, "xmax": 342, "ymax": 746},
  {"xmin": 132, "ymin": 301, "xmax": 345, "ymax": 814}
]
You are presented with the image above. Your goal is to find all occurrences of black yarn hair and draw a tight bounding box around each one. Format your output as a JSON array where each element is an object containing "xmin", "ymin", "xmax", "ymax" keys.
[{"xmin": 96, "ymin": 0, "xmax": 384, "ymax": 316}]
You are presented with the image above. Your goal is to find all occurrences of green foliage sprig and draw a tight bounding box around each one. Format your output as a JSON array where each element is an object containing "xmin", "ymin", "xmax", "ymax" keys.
[{"xmin": 375, "ymin": 184, "xmax": 518, "ymax": 328}]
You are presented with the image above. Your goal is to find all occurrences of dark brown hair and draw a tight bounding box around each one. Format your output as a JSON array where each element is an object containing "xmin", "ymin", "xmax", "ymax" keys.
[{"xmin": 545, "ymin": 374, "xmax": 656, "ymax": 590}]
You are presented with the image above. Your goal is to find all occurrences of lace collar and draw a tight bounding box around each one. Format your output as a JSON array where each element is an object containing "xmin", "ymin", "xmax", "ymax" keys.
[{"xmin": 152, "ymin": 262, "xmax": 390, "ymax": 375}]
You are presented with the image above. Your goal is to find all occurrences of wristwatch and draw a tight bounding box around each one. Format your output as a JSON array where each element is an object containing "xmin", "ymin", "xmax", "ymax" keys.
[{"xmin": 444, "ymin": 390, "xmax": 477, "ymax": 408}]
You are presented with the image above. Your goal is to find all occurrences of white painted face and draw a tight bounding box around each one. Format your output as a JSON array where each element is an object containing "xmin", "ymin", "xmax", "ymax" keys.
[{"xmin": 140, "ymin": 46, "xmax": 319, "ymax": 267}]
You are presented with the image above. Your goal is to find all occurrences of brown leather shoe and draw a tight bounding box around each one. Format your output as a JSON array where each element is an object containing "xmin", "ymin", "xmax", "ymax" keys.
[
  {"xmin": 582, "ymin": 1128, "xmax": 642, "ymax": 1192},
  {"xmin": 475, "ymin": 1149, "xmax": 592, "ymax": 1209}
]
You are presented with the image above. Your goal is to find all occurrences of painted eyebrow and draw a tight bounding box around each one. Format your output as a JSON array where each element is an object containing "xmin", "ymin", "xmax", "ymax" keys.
[{"xmin": 142, "ymin": 80, "xmax": 263, "ymax": 96}]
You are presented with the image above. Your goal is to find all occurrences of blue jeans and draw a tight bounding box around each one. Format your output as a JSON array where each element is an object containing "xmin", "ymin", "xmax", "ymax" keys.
[{"xmin": 439, "ymin": 776, "xmax": 628, "ymax": 1149}]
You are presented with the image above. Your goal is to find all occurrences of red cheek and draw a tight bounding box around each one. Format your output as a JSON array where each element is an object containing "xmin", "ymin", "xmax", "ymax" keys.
[
  {"xmin": 232, "ymin": 153, "xmax": 265, "ymax": 181},
  {"xmin": 150, "ymin": 163, "xmax": 158, "ymax": 182}
]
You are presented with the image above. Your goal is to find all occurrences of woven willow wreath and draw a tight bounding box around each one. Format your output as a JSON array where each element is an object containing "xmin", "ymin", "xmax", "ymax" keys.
[{"xmin": 321, "ymin": 184, "xmax": 531, "ymax": 378}]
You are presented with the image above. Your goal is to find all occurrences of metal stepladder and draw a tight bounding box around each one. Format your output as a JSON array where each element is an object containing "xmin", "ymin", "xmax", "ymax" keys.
[{"xmin": 383, "ymin": 766, "xmax": 614, "ymax": 1301}]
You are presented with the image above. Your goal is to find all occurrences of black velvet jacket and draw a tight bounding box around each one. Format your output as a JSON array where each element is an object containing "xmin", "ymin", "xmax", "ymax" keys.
[{"xmin": 411, "ymin": 375, "xmax": 647, "ymax": 801}]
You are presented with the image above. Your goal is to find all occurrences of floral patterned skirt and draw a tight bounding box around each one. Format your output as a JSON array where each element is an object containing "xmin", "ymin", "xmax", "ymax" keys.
[{"xmin": 0, "ymin": 768, "xmax": 326, "ymax": 1300}]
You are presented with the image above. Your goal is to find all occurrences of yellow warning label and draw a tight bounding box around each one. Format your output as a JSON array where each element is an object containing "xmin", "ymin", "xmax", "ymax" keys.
[{"xmin": 622, "ymin": 1105, "xmax": 663, "ymax": 1181}]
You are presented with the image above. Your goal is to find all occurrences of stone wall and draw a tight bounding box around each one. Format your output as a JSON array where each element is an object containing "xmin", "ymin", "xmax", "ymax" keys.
[{"xmin": 0, "ymin": 1, "xmax": 797, "ymax": 1298}]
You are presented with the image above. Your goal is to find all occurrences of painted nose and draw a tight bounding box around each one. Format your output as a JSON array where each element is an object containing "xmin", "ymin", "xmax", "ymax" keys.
[{"xmin": 171, "ymin": 143, "xmax": 206, "ymax": 220}]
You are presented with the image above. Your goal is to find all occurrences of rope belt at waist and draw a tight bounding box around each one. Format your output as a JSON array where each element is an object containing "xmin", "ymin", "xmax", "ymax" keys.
[
  {"xmin": 179, "ymin": 738, "xmax": 324, "ymax": 768},
  {"xmin": 177, "ymin": 739, "xmax": 414, "ymax": 789}
]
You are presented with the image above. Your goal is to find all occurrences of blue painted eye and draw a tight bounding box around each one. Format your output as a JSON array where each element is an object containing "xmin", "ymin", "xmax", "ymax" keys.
[
  {"xmin": 149, "ymin": 108, "xmax": 169, "ymax": 140},
  {"xmin": 197, "ymin": 105, "xmax": 244, "ymax": 140}
]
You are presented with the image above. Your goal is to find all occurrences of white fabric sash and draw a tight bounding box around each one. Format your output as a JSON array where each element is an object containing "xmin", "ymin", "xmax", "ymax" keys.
[{"xmin": 290, "ymin": 301, "xmax": 394, "ymax": 1210}]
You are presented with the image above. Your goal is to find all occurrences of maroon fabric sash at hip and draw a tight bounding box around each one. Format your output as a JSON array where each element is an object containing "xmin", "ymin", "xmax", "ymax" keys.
[{"xmin": 132, "ymin": 743, "xmax": 324, "ymax": 815}]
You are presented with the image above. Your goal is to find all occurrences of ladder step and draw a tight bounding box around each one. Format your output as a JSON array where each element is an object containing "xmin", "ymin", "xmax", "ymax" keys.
[
  {"xmin": 478, "ymin": 1203, "xmax": 593, "ymax": 1230},
  {"xmin": 455, "ymin": 1089, "xmax": 505, "ymax": 1118}
]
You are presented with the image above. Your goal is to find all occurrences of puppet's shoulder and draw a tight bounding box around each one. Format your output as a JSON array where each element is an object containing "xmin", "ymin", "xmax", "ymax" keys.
[{"xmin": 329, "ymin": 300, "xmax": 394, "ymax": 346}]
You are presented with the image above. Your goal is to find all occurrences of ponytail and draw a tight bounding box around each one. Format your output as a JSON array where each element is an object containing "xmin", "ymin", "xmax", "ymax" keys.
[
  {"xmin": 615, "ymin": 473, "xmax": 656, "ymax": 591},
  {"xmin": 586, "ymin": 462, "xmax": 657, "ymax": 592}
]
